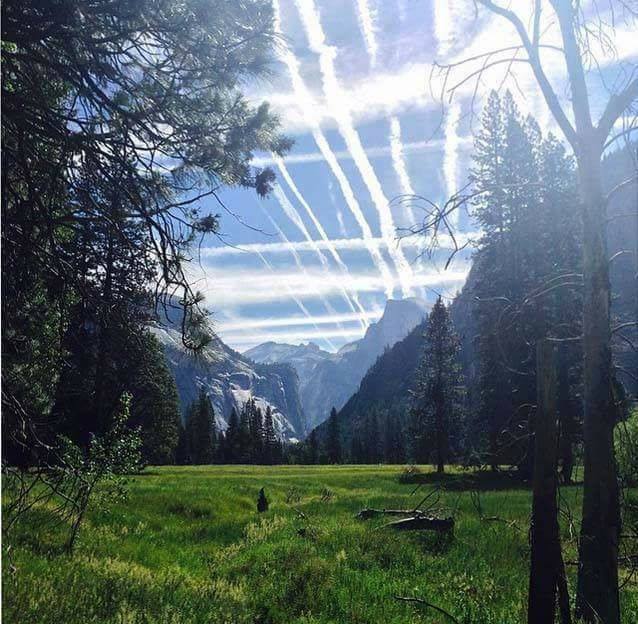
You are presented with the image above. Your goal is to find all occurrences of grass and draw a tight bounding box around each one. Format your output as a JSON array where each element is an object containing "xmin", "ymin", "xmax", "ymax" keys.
[{"xmin": 3, "ymin": 464, "xmax": 637, "ymax": 623}]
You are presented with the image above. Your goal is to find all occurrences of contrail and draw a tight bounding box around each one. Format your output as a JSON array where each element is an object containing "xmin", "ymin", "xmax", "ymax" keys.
[
  {"xmin": 220, "ymin": 309, "xmax": 383, "ymax": 332},
  {"xmin": 271, "ymin": 0, "xmax": 396, "ymax": 299},
  {"xmin": 434, "ymin": 0, "xmax": 461, "ymax": 228},
  {"xmin": 274, "ymin": 155, "xmax": 369, "ymax": 327},
  {"xmin": 267, "ymin": 188, "xmax": 346, "ymax": 326},
  {"xmin": 200, "ymin": 230, "xmax": 477, "ymax": 257},
  {"xmin": 389, "ymin": 116, "xmax": 417, "ymax": 225},
  {"xmin": 294, "ymin": 0, "xmax": 414, "ymax": 297},
  {"xmin": 272, "ymin": 184, "xmax": 366, "ymax": 328},
  {"xmin": 354, "ymin": 0, "xmax": 378, "ymax": 68},
  {"xmin": 443, "ymin": 100, "xmax": 461, "ymax": 228}
]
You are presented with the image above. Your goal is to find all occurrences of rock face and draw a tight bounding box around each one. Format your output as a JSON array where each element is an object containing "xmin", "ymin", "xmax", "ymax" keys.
[
  {"xmin": 245, "ymin": 297, "xmax": 429, "ymax": 431},
  {"xmin": 153, "ymin": 325, "xmax": 306, "ymax": 441}
]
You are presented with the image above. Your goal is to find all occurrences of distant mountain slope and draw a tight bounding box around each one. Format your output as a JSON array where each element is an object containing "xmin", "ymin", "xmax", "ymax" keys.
[
  {"xmin": 245, "ymin": 297, "xmax": 429, "ymax": 430},
  {"xmin": 312, "ymin": 319, "xmax": 428, "ymax": 447},
  {"xmin": 153, "ymin": 325, "xmax": 306, "ymax": 441}
]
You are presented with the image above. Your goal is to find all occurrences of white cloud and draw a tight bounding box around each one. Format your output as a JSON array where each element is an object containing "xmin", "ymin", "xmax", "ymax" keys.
[
  {"xmin": 193, "ymin": 265, "xmax": 469, "ymax": 307},
  {"xmin": 228, "ymin": 327, "xmax": 367, "ymax": 351},
  {"xmin": 200, "ymin": 230, "xmax": 478, "ymax": 258},
  {"xmin": 275, "ymin": 157, "xmax": 369, "ymax": 326},
  {"xmin": 355, "ymin": 0, "xmax": 379, "ymax": 68},
  {"xmin": 253, "ymin": 137, "xmax": 472, "ymax": 167},
  {"xmin": 219, "ymin": 309, "xmax": 383, "ymax": 333}
]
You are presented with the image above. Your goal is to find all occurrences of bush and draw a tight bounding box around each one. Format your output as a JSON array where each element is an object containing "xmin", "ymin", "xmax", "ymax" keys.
[{"xmin": 616, "ymin": 408, "xmax": 638, "ymax": 487}]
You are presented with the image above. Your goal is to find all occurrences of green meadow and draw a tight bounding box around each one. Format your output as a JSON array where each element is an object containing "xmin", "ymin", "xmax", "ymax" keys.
[{"xmin": 4, "ymin": 465, "xmax": 637, "ymax": 623}]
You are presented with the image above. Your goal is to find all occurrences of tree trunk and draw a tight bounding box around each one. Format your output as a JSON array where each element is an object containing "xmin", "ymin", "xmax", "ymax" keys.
[
  {"xmin": 575, "ymin": 147, "xmax": 620, "ymax": 624},
  {"xmin": 528, "ymin": 340, "xmax": 561, "ymax": 624}
]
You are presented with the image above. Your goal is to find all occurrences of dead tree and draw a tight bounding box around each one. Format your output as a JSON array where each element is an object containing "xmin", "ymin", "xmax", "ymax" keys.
[
  {"xmin": 420, "ymin": 4, "xmax": 638, "ymax": 620},
  {"xmin": 528, "ymin": 340, "xmax": 570, "ymax": 624}
]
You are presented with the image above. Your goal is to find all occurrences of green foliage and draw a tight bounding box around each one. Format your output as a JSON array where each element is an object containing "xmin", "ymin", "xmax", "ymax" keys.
[
  {"xmin": 326, "ymin": 407, "xmax": 341, "ymax": 463},
  {"xmin": 469, "ymin": 90, "xmax": 582, "ymax": 471},
  {"xmin": 183, "ymin": 387, "xmax": 216, "ymax": 465},
  {"xmin": 5, "ymin": 465, "xmax": 637, "ymax": 623},
  {"xmin": 2, "ymin": 0, "xmax": 288, "ymax": 469},
  {"xmin": 409, "ymin": 297, "xmax": 465, "ymax": 470},
  {"xmin": 616, "ymin": 410, "xmax": 638, "ymax": 487}
]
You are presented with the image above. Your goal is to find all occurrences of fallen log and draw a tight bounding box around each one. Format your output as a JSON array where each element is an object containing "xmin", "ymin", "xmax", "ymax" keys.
[
  {"xmin": 356, "ymin": 508, "xmax": 422, "ymax": 520},
  {"xmin": 385, "ymin": 516, "xmax": 454, "ymax": 532}
]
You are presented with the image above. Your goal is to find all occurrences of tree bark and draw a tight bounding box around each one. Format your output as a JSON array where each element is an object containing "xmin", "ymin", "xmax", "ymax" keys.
[
  {"xmin": 528, "ymin": 340, "xmax": 561, "ymax": 624},
  {"xmin": 575, "ymin": 145, "xmax": 620, "ymax": 624}
]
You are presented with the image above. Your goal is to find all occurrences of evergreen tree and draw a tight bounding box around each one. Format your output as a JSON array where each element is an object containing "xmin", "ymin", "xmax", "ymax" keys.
[
  {"xmin": 306, "ymin": 429, "xmax": 319, "ymax": 465},
  {"xmin": 127, "ymin": 333, "xmax": 182, "ymax": 465},
  {"xmin": 366, "ymin": 410, "xmax": 381, "ymax": 464},
  {"xmin": 326, "ymin": 407, "xmax": 342, "ymax": 464},
  {"xmin": 263, "ymin": 406, "xmax": 278, "ymax": 465},
  {"xmin": 410, "ymin": 297, "xmax": 464, "ymax": 473},
  {"xmin": 237, "ymin": 402, "xmax": 253, "ymax": 464},
  {"xmin": 225, "ymin": 408, "xmax": 240, "ymax": 464},
  {"xmin": 469, "ymin": 91, "xmax": 581, "ymax": 471},
  {"xmin": 185, "ymin": 387, "xmax": 216, "ymax": 465}
]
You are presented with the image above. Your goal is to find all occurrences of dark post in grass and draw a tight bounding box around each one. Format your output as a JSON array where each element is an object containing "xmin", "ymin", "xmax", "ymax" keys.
[
  {"xmin": 528, "ymin": 340, "xmax": 571, "ymax": 624},
  {"xmin": 257, "ymin": 488, "xmax": 268, "ymax": 513}
]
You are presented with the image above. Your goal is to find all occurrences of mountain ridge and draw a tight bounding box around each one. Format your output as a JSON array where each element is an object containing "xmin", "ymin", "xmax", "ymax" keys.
[{"xmin": 245, "ymin": 297, "xmax": 430, "ymax": 430}]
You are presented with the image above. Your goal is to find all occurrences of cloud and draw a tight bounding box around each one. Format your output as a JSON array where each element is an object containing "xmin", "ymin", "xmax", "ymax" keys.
[
  {"xmin": 225, "ymin": 327, "xmax": 368, "ymax": 351},
  {"xmin": 389, "ymin": 116, "xmax": 417, "ymax": 225},
  {"xmin": 354, "ymin": 0, "xmax": 378, "ymax": 68},
  {"xmin": 253, "ymin": 136, "xmax": 472, "ymax": 167},
  {"xmin": 193, "ymin": 264, "xmax": 470, "ymax": 307},
  {"xmin": 200, "ymin": 230, "xmax": 478, "ymax": 258},
  {"xmin": 219, "ymin": 309, "xmax": 383, "ymax": 333}
]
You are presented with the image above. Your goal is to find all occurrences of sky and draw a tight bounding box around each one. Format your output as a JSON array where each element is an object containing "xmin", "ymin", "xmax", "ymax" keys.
[{"xmin": 190, "ymin": 0, "xmax": 637, "ymax": 353}]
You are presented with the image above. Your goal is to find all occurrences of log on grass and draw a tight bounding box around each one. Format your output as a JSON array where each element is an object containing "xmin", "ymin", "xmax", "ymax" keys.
[
  {"xmin": 385, "ymin": 516, "xmax": 454, "ymax": 532},
  {"xmin": 356, "ymin": 508, "xmax": 422, "ymax": 520}
]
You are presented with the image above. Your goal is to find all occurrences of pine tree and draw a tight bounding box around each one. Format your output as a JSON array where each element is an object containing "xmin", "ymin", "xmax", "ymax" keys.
[
  {"xmin": 249, "ymin": 401, "xmax": 264, "ymax": 463},
  {"xmin": 263, "ymin": 405, "xmax": 278, "ymax": 465},
  {"xmin": 185, "ymin": 387, "xmax": 215, "ymax": 465},
  {"xmin": 237, "ymin": 402, "xmax": 252, "ymax": 464},
  {"xmin": 410, "ymin": 297, "xmax": 464, "ymax": 473},
  {"xmin": 225, "ymin": 408, "xmax": 240, "ymax": 464},
  {"xmin": 326, "ymin": 407, "xmax": 341, "ymax": 464},
  {"xmin": 366, "ymin": 410, "xmax": 381, "ymax": 464},
  {"xmin": 306, "ymin": 429, "xmax": 319, "ymax": 465}
]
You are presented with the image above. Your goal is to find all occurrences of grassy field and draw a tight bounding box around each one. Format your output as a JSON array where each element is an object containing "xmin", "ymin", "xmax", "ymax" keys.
[{"xmin": 3, "ymin": 465, "xmax": 637, "ymax": 623}]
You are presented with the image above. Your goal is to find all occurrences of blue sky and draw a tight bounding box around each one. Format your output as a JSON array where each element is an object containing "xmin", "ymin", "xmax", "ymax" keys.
[{"xmin": 189, "ymin": 0, "xmax": 636, "ymax": 352}]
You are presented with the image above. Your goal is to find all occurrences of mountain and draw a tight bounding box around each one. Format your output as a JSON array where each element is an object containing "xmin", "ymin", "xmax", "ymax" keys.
[
  {"xmin": 245, "ymin": 297, "xmax": 429, "ymax": 430},
  {"xmin": 313, "ymin": 317, "xmax": 429, "ymax": 448},
  {"xmin": 153, "ymin": 325, "xmax": 306, "ymax": 441}
]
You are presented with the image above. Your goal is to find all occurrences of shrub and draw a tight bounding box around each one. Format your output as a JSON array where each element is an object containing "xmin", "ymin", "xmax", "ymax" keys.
[{"xmin": 616, "ymin": 408, "xmax": 638, "ymax": 487}]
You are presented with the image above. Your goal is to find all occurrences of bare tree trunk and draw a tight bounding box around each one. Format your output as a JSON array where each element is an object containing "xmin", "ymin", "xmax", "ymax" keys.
[
  {"xmin": 575, "ymin": 149, "xmax": 620, "ymax": 623},
  {"xmin": 528, "ymin": 340, "xmax": 561, "ymax": 624}
]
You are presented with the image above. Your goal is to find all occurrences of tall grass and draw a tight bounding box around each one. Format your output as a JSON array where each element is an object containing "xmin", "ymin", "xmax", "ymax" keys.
[{"xmin": 3, "ymin": 465, "xmax": 637, "ymax": 623}]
